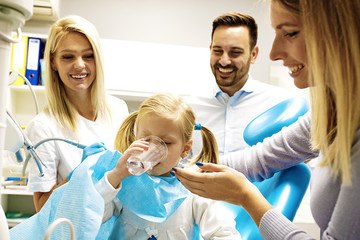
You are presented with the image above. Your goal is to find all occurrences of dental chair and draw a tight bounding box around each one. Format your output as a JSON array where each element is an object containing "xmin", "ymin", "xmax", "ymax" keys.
[{"xmin": 222, "ymin": 97, "xmax": 311, "ymax": 240}]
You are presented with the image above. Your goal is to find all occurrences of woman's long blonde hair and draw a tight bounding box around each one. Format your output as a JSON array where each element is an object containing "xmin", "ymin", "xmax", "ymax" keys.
[
  {"xmin": 275, "ymin": 0, "xmax": 360, "ymax": 184},
  {"xmin": 114, "ymin": 93, "xmax": 219, "ymax": 165},
  {"xmin": 303, "ymin": 0, "xmax": 360, "ymax": 184},
  {"xmin": 44, "ymin": 15, "xmax": 109, "ymax": 132}
]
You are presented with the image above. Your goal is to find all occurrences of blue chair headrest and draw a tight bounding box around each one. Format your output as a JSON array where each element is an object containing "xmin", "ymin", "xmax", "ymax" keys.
[{"xmin": 244, "ymin": 97, "xmax": 309, "ymax": 146}]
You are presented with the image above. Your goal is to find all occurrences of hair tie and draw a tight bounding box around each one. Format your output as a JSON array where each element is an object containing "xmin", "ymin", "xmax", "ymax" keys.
[{"xmin": 194, "ymin": 123, "xmax": 202, "ymax": 130}]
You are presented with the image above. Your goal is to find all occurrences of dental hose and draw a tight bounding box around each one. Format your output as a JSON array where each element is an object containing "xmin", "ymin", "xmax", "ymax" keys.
[{"xmin": 22, "ymin": 138, "xmax": 87, "ymax": 177}]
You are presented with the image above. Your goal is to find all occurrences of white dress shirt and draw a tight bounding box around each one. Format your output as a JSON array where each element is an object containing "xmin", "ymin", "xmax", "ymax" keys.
[{"xmin": 186, "ymin": 75, "xmax": 292, "ymax": 156}]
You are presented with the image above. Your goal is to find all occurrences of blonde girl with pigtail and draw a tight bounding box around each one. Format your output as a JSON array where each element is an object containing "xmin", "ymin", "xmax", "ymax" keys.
[
  {"xmin": 98, "ymin": 93, "xmax": 240, "ymax": 239},
  {"xmin": 9, "ymin": 93, "xmax": 240, "ymax": 239},
  {"xmin": 114, "ymin": 92, "xmax": 219, "ymax": 172}
]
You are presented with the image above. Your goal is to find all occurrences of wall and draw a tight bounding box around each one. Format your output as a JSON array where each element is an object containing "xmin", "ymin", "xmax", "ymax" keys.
[{"xmin": 22, "ymin": 0, "xmax": 278, "ymax": 85}]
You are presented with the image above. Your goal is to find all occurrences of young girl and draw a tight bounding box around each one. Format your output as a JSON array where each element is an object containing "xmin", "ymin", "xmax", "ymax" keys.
[
  {"xmin": 96, "ymin": 92, "xmax": 240, "ymax": 239},
  {"xmin": 10, "ymin": 93, "xmax": 239, "ymax": 239}
]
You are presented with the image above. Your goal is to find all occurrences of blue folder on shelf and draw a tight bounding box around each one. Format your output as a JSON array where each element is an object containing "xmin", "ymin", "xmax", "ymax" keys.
[{"xmin": 25, "ymin": 37, "xmax": 42, "ymax": 85}]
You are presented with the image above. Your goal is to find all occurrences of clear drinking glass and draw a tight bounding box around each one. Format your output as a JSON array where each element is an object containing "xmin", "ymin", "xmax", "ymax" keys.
[{"xmin": 126, "ymin": 136, "xmax": 168, "ymax": 175}]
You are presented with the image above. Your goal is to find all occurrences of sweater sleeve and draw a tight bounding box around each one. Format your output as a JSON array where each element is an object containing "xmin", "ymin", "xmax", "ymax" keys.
[
  {"xmin": 254, "ymin": 123, "xmax": 360, "ymax": 239},
  {"xmin": 260, "ymin": 209, "xmax": 315, "ymax": 240},
  {"xmin": 220, "ymin": 112, "xmax": 318, "ymax": 181}
]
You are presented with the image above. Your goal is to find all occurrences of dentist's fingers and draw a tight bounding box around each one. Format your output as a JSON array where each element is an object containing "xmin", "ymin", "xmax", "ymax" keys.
[
  {"xmin": 173, "ymin": 167, "xmax": 206, "ymax": 183},
  {"xmin": 173, "ymin": 163, "xmax": 254, "ymax": 205},
  {"xmin": 173, "ymin": 163, "xmax": 227, "ymax": 184},
  {"xmin": 195, "ymin": 162, "xmax": 227, "ymax": 171},
  {"xmin": 174, "ymin": 163, "xmax": 274, "ymax": 227},
  {"xmin": 172, "ymin": 164, "xmax": 229, "ymax": 199},
  {"xmin": 173, "ymin": 168, "xmax": 206, "ymax": 194}
]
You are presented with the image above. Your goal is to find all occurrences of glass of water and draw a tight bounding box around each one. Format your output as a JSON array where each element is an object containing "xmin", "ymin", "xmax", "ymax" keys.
[{"xmin": 126, "ymin": 136, "xmax": 168, "ymax": 175}]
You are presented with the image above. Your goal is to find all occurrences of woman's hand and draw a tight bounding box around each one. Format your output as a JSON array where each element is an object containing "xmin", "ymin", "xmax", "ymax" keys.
[
  {"xmin": 173, "ymin": 163, "xmax": 252, "ymax": 205},
  {"xmin": 107, "ymin": 139, "xmax": 150, "ymax": 188},
  {"xmin": 173, "ymin": 163, "xmax": 273, "ymax": 226}
]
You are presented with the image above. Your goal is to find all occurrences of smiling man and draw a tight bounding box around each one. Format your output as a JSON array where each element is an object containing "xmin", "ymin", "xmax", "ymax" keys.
[{"xmin": 187, "ymin": 12, "xmax": 293, "ymax": 157}]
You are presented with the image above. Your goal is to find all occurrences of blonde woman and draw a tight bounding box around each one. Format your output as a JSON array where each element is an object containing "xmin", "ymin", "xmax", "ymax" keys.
[
  {"xmin": 174, "ymin": 0, "xmax": 360, "ymax": 239},
  {"xmin": 25, "ymin": 15, "xmax": 128, "ymax": 212}
]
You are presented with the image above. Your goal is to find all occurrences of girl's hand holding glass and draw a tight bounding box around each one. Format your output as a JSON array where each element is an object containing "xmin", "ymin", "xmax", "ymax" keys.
[
  {"xmin": 108, "ymin": 137, "xmax": 167, "ymax": 188},
  {"xmin": 107, "ymin": 140, "xmax": 152, "ymax": 188},
  {"xmin": 126, "ymin": 136, "xmax": 168, "ymax": 175}
]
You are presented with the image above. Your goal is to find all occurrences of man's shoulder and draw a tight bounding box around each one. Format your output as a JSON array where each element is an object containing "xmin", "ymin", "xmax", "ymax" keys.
[
  {"xmin": 249, "ymin": 79, "xmax": 293, "ymax": 98},
  {"xmin": 251, "ymin": 79, "xmax": 288, "ymax": 91},
  {"xmin": 184, "ymin": 94, "xmax": 220, "ymax": 110}
]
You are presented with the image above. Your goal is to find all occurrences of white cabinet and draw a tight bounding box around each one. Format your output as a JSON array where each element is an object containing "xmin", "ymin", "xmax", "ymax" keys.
[
  {"xmin": 7, "ymin": 85, "xmax": 47, "ymax": 125},
  {"xmin": 1, "ymin": 85, "xmax": 43, "ymax": 227},
  {"xmin": 1, "ymin": 187, "xmax": 35, "ymax": 228},
  {"xmin": 7, "ymin": 85, "xmax": 149, "ymax": 123}
]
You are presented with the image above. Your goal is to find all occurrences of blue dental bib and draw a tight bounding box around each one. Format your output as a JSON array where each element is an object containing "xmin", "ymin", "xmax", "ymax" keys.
[{"xmin": 118, "ymin": 173, "xmax": 189, "ymax": 223}]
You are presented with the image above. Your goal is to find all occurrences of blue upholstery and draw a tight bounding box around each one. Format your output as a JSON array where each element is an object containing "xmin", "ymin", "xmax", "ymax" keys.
[
  {"xmin": 194, "ymin": 97, "xmax": 311, "ymax": 239},
  {"xmin": 223, "ymin": 97, "xmax": 311, "ymax": 240},
  {"xmin": 243, "ymin": 97, "xmax": 309, "ymax": 146},
  {"xmin": 223, "ymin": 163, "xmax": 311, "ymax": 240}
]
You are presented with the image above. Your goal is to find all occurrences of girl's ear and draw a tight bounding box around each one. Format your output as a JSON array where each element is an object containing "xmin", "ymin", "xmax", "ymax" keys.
[{"xmin": 181, "ymin": 140, "xmax": 193, "ymax": 158}]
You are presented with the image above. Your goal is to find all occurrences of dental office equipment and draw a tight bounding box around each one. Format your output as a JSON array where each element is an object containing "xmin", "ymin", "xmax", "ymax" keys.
[
  {"xmin": 1, "ymin": 4, "xmax": 76, "ymax": 238},
  {"xmin": 9, "ymin": 147, "xmax": 115, "ymax": 240},
  {"xmin": 4, "ymin": 109, "xmax": 24, "ymax": 154},
  {"xmin": 4, "ymin": 70, "xmax": 42, "ymax": 176},
  {"xmin": 5, "ymin": 70, "xmax": 89, "ymax": 179},
  {"xmin": 0, "ymin": 1, "xmax": 34, "ymax": 239},
  {"xmin": 43, "ymin": 218, "xmax": 75, "ymax": 240},
  {"xmin": 8, "ymin": 70, "xmax": 40, "ymax": 113},
  {"xmin": 22, "ymin": 137, "xmax": 87, "ymax": 177},
  {"xmin": 6, "ymin": 70, "xmax": 40, "ymax": 163},
  {"xmin": 6, "ymin": 110, "xmax": 46, "ymax": 177}
]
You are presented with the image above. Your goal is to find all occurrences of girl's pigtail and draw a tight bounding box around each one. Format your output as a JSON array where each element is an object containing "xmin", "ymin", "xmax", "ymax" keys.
[
  {"xmin": 190, "ymin": 125, "xmax": 219, "ymax": 168},
  {"xmin": 114, "ymin": 111, "xmax": 138, "ymax": 153}
]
